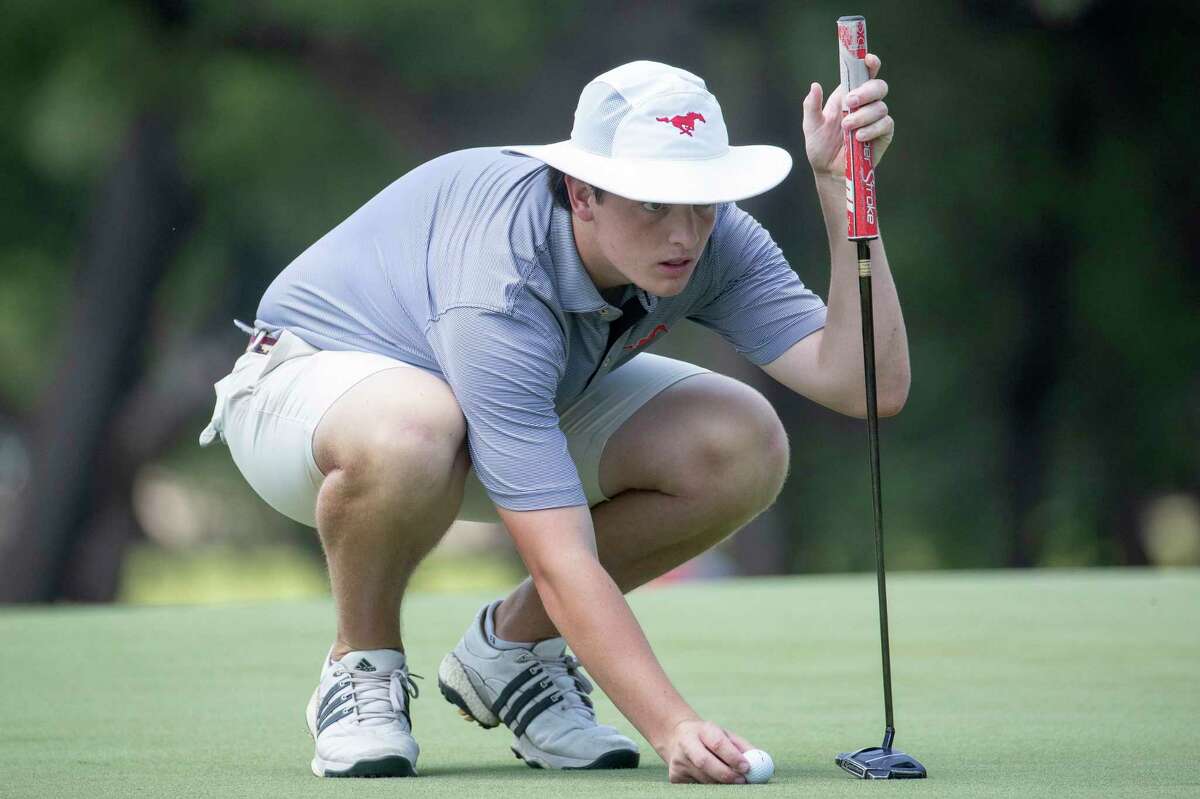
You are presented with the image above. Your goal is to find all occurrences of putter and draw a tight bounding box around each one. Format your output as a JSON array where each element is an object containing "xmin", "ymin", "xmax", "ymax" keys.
[{"xmin": 833, "ymin": 15, "xmax": 926, "ymax": 780}]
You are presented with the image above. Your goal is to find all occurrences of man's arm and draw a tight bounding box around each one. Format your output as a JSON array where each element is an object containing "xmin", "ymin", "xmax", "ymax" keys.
[
  {"xmin": 498, "ymin": 504, "xmax": 751, "ymax": 784},
  {"xmin": 760, "ymin": 212, "xmax": 909, "ymax": 418},
  {"xmin": 762, "ymin": 53, "xmax": 910, "ymax": 418}
]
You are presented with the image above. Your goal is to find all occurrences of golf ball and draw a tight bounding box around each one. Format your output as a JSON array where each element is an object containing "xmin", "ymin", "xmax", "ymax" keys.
[{"xmin": 743, "ymin": 749, "xmax": 774, "ymax": 784}]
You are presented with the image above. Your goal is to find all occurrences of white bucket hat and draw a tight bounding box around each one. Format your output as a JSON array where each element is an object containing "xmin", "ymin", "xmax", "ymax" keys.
[{"xmin": 505, "ymin": 60, "xmax": 792, "ymax": 205}]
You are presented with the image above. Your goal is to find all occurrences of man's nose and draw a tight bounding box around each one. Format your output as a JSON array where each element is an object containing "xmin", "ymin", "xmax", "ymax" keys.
[{"xmin": 667, "ymin": 207, "xmax": 700, "ymax": 249}]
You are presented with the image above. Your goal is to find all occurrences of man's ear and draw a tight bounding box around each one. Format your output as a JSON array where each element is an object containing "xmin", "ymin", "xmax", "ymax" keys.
[{"xmin": 563, "ymin": 175, "xmax": 595, "ymax": 222}]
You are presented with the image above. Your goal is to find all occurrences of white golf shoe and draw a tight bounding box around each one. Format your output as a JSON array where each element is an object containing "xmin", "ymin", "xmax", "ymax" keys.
[
  {"xmin": 304, "ymin": 648, "xmax": 421, "ymax": 777},
  {"xmin": 437, "ymin": 600, "xmax": 640, "ymax": 770}
]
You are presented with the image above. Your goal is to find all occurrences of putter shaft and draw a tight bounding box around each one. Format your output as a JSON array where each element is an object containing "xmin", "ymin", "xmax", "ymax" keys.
[{"xmin": 857, "ymin": 239, "xmax": 895, "ymax": 742}]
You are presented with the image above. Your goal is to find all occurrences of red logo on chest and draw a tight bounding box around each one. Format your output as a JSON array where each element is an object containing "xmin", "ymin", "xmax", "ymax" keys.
[
  {"xmin": 655, "ymin": 112, "xmax": 706, "ymax": 137},
  {"xmin": 624, "ymin": 324, "xmax": 670, "ymax": 351}
]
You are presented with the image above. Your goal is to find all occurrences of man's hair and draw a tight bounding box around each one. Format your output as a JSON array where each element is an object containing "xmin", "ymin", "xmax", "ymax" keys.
[{"xmin": 548, "ymin": 168, "xmax": 605, "ymax": 210}]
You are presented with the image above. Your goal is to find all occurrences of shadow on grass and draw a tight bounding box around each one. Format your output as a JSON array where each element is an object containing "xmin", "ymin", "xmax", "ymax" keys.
[{"xmin": 418, "ymin": 762, "xmax": 663, "ymax": 781}]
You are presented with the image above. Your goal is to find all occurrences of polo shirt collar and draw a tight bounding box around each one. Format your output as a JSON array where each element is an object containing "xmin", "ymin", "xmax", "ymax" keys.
[
  {"xmin": 548, "ymin": 203, "xmax": 606, "ymax": 313},
  {"xmin": 547, "ymin": 203, "xmax": 659, "ymax": 315}
]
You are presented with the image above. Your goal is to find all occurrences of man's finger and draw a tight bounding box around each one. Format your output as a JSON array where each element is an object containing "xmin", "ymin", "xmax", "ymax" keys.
[
  {"xmin": 685, "ymin": 734, "xmax": 740, "ymax": 784},
  {"xmin": 681, "ymin": 753, "xmax": 716, "ymax": 784},
  {"xmin": 693, "ymin": 750, "xmax": 741, "ymax": 784},
  {"xmin": 700, "ymin": 725, "xmax": 750, "ymax": 775},
  {"xmin": 847, "ymin": 78, "xmax": 888, "ymax": 111},
  {"xmin": 683, "ymin": 740, "xmax": 719, "ymax": 783},
  {"xmin": 867, "ymin": 52, "xmax": 882, "ymax": 79},
  {"xmin": 853, "ymin": 115, "xmax": 894, "ymax": 144},
  {"xmin": 842, "ymin": 100, "xmax": 889, "ymax": 131},
  {"xmin": 671, "ymin": 750, "xmax": 703, "ymax": 784},
  {"xmin": 823, "ymin": 83, "xmax": 847, "ymax": 120},
  {"xmin": 802, "ymin": 82, "xmax": 823, "ymax": 130}
]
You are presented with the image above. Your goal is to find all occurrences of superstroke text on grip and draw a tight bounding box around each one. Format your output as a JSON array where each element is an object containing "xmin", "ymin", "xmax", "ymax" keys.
[{"xmin": 838, "ymin": 15, "xmax": 878, "ymax": 240}]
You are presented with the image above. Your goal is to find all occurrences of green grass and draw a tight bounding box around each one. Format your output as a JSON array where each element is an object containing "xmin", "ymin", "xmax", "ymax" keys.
[
  {"xmin": 1, "ymin": 569, "xmax": 1197, "ymax": 798},
  {"xmin": 118, "ymin": 544, "xmax": 523, "ymax": 604}
]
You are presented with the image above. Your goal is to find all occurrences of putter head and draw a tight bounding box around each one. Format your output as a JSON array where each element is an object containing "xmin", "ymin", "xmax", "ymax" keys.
[{"xmin": 835, "ymin": 746, "xmax": 927, "ymax": 779}]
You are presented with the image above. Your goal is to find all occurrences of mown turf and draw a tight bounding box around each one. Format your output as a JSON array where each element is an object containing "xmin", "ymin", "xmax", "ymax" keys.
[{"xmin": 1, "ymin": 570, "xmax": 1196, "ymax": 798}]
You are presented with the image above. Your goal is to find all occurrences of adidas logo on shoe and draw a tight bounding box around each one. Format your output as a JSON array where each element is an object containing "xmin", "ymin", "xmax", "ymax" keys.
[{"xmin": 355, "ymin": 658, "xmax": 376, "ymax": 672}]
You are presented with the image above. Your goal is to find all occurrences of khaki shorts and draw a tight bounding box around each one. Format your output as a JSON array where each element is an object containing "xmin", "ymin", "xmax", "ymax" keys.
[{"xmin": 200, "ymin": 330, "xmax": 709, "ymax": 526}]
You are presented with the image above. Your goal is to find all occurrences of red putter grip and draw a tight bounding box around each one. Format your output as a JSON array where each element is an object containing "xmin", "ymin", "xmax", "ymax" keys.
[{"xmin": 838, "ymin": 15, "xmax": 879, "ymax": 240}]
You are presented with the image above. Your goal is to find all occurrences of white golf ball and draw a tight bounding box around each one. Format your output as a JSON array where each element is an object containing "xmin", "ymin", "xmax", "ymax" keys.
[{"xmin": 743, "ymin": 748, "xmax": 774, "ymax": 784}]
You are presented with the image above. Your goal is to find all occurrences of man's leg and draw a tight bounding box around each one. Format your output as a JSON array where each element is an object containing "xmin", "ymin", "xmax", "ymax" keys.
[
  {"xmin": 493, "ymin": 373, "xmax": 789, "ymax": 642},
  {"xmin": 436, "ymin": 370, "xmax": 773, "ymax": 769},
  {"xmin": 311, "ymin": 365, "xmax": 471, "ymax": 658},
  {"xmin": 220, "ymin": 345, "xmax": 470, "ymax": 777}
]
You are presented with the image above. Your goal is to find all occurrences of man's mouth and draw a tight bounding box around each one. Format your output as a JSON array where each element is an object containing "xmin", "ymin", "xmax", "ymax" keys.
[{"xmin": 658, "ymin": 258, "xmax": 692, "ymax": 269}]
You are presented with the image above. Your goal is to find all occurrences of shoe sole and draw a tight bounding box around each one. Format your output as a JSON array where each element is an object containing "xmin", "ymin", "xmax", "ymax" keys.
[
  {"xmin": 311, "ymin": 755, "xmax": 417, "ymax": 778},
  {"xmin": 438, "ymin": 653, "xmax": 501, "ymax": 728},
  {"xmin": 512, "ymin": 745, "xmax": 640, "ymax": 770},
  {"xmin": 438, "ymin": 652, "xmax": 639, "ymax": 771}
]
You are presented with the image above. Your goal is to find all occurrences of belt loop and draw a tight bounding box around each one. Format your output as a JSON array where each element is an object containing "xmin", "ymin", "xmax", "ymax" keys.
[
  {"xmin": 233, "ymin": 319, "xmax": 278, "ymax": 354},
  {"xmin": 248, "ymin": 329, "xmax": 267, "ymax": 353}
]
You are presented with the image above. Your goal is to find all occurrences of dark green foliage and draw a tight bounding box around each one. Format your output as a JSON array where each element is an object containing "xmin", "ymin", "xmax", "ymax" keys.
[{"xmin": 0, "ymin": 0, "xmax": 1195, "ymax": 580}]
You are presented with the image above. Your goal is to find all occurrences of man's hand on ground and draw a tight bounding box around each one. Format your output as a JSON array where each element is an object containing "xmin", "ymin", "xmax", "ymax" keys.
[{"xmin": 661, "ymin": 719, "xmax": 753, "ymax": 784}]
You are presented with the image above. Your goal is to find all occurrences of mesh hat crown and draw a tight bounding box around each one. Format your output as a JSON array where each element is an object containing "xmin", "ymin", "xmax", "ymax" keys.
[
  {"xmin": 506, "ymin": 60, "xmax": 791, "ymax": 205},
  {"xmin": 571, "ymin": 62, "xmax": 729, "ymax": 159}
]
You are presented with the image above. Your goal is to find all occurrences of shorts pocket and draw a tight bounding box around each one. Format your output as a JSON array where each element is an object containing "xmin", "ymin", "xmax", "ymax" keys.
[
  {"xmin": 198, "ymin": 351, "xmax": 266, "ymax": 447},
  {"xmin": 198, "ymin": 330, "xmax": 321, "ymax": 447}
]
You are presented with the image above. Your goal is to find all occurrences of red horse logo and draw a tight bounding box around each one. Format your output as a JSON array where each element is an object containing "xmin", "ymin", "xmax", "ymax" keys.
[
  {"xmin": 656, "ymin": 112, "xmax": 706, "ymax": 137},
  {"xmin": 624, "ymin": 324, "xmax": 670, "ymax": 351}
]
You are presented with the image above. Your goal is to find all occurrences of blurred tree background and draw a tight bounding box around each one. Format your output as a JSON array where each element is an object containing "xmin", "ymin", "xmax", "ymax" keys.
[{"xmin": 0, "ymin": 0, "xmax": 1196, "ymax": 603}]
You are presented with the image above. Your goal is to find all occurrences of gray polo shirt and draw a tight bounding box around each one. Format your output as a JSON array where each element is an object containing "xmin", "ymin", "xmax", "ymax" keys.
[{"xmin": 257, "ymin": 147, "xmax": 825, "ymax": 511}]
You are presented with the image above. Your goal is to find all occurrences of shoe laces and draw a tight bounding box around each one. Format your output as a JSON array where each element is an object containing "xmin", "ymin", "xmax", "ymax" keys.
[
  {"xmin": 339, "ymin": 666, "xmax": 422, "ymax": 728},
  {"xmin": 529, "ymin": 652, "xmax": 596, "ymax": 721}
]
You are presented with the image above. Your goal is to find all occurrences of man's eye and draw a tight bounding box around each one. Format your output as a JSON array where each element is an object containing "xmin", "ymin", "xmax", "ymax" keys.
[
  {"xmin": 641, "ymin": 202, "xmax": 666, "ymax": 212},
  {"xmin": 693, "ymin": 203, "xmax": 715, "ymax": 212}
]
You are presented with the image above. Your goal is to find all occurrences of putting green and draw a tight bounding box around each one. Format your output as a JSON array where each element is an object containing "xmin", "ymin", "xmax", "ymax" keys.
[{"xmin": 1, "ymin": 570, "xmax": 1196, "ymax": 798}]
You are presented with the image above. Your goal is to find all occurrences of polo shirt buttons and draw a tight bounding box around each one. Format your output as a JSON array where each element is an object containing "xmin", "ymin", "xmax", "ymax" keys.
[
  {"xmin": 599, "ymin": 309, "xmax": 609, "ymax": 317},
  {"xmin": 602, "ymin": 358, "xmax": 611, "ymax": 367}
]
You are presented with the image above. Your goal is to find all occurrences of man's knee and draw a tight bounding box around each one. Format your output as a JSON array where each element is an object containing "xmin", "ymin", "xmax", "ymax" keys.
[
  {"xmin": 348, "ymin": 418, "xmax": 469, "ymax": 493},
  {"xmin": 677, "ymin": 382, "xmax": 789, "ymax": 510},
  {"xmin": 315, "ymin": 369, "xmax": 469, "ymax": 496}
]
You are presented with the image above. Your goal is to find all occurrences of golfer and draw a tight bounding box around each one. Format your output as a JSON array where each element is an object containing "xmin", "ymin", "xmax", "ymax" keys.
[{"xmin": 200, "ymin": 58, "xmax": 906, "ymax": 784}]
